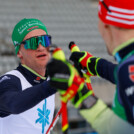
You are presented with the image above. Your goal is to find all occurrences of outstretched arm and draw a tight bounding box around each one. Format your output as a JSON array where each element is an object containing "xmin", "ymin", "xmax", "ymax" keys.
[
  {"xmin": 70, "ymin": 51, "xmax": 116, "ymax": 84},
  {"xmin": 97, "ymin": 59, "xmax": 116, "ymax": 84},
  {"xmin": 0, "ymin": 75, "xmax": 56, "ymax": 116},
  {"xmin": 79, "ymin": 98, "xmax": 134, "ymax": 134}
]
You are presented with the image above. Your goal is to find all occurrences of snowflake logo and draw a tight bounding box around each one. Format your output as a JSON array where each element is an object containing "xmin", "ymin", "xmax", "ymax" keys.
[{"xmin": 36, "ymin": 99, "xmax": 50, "ymax": 134}]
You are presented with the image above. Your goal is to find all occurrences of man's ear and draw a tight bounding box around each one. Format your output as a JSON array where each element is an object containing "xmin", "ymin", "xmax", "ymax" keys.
[
  {"xmin": 104, "ymin": 23, "xmax": 109, "ymax": 29},
  {"xmin": 17, "ymin": 50, "xmax": 23, "ymax": 59}
]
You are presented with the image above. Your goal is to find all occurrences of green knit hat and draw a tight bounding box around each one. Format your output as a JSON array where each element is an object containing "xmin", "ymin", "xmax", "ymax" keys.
[{"xmin": 12, "ymin": 18, "xmax": 48, "ymax": 54}]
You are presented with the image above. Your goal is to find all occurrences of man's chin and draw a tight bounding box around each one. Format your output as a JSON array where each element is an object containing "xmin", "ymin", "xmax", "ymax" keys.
[
  {"xmin": 106, "ymin": 46, "xmax": 112, "ymax": 56},
  {"xmin": 38, "ymin": 61, "xmax": 48, "ymax": 68}
]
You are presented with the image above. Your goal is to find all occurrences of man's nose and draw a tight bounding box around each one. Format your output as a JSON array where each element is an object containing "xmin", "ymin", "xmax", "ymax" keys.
[{"xmin": 37, "ymin": 44, "xmax": 45, "ymax": 51}]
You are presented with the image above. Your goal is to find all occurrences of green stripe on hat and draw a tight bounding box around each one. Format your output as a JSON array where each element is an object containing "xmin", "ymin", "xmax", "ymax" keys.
[{"xmin": 12, "ymin": 18, "xmax": 48, "ymax": 54}]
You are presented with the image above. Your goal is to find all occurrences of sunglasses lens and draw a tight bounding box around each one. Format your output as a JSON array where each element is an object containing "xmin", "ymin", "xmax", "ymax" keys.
[
  {"xmin": 23, "ymin": 35, "xmax": 51, "ymax": 50},
  {"xmin": 45, "ymin": 35, "xmax": 51, "ymax": 47},
  {"xmin": 24, "ymin": 40, "xmax": 30, "ymax": 49},
  {"xmin": 41, "ymin": 36, "xmax": 46, "ymax": 47},
  {"xmin": 24, "ymin": 38, "xmax": 37, "ymax": 50},
  {"xmin": 38, "ymin": 35, "xmax": 51, "ymax": 47},
  {"xmin": 37, "ymin": 36, "xmax": 43, "ymax": 47},
  {"xmin": 31, "ymin": 37, "xmax": 38, "ymax": 49}
]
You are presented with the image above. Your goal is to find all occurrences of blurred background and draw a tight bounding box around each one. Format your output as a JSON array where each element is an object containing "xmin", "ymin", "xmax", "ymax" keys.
[{"xmin": 0, "ymin": 0, "xmax": 115, "ymax": 133}]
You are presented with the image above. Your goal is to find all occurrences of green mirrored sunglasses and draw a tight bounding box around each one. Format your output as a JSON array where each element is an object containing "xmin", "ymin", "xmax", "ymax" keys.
[{"xmin": 15, "ymin": 35, "xmax": 51, "ymax": 50}]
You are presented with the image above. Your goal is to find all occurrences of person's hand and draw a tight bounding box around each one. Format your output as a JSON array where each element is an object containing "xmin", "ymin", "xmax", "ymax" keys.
[
  {"xmin": 47, "ymin": 59, "xmax": 93, "ymax": 108},
  {"xmin": 69, "ymin": 51, "xmax": 100, "ymax": 76}
]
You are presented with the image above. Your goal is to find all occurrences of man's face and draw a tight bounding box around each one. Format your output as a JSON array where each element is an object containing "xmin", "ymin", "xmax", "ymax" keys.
[
  {"xmin": 98, "ymin": 19, "xmax": 112, "ymax": 55},
  {"xmin": 17, "ymin": 29, "xmax": 51, "ymax": 70}
]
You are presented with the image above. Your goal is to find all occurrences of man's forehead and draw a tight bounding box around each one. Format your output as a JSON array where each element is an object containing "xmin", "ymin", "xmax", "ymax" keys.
[{"xmin": 23, "ymin": 29, "xmax": 47, "ymax": 41}]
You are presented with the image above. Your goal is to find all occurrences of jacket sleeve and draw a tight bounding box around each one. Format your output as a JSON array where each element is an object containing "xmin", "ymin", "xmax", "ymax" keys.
[
  {"xmin": 97, "ymin": 59, "xmax": 117, "ymax": 84},
  {"xmin": 79, "ymin": 99, "xmax": 134, "ymax": 134},
  {"xmin": 0, "ymin": 75, "xmax": 56, "ymax": 116}
]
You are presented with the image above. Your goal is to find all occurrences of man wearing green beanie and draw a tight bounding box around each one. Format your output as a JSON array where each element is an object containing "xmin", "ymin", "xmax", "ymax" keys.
[
  {"xmin": 0, "ymin": 18, "xmax": 56, "ymax": 134},
  {"xmin": 12, "ymin": 18, "xmax": 48, "ymax": 54}
]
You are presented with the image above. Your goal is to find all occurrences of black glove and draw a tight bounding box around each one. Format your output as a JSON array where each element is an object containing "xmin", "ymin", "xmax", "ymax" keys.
[
  {"xmin": 47, "ymin": 59, "xmax": 94, "ymax": 107},
  {"xmin": 70, "ymin": 51, "xmax": 101, "ymax": 76}
]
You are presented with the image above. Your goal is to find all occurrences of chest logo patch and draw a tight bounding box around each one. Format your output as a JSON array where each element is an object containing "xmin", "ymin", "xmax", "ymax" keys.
[
  {"xmin": 36, "ymin": 99, "xmax": 50, "ymax": 134},
  {"xmin": 129, "ymin": 65, "xmax": 134, "ymax": 82}
]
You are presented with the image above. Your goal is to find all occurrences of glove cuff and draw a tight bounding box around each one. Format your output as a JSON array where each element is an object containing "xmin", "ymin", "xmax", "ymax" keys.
[
  {"xmin": 79, "ymin": 95, "xmax": 98, "ymax": 109},
  {"xmin": 95, "ymin": 57, "xmax": 101, "ymax": 76},
  {"xmin": 87, "ymin": 57, "xmax": 101, "ymax": 76}
]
